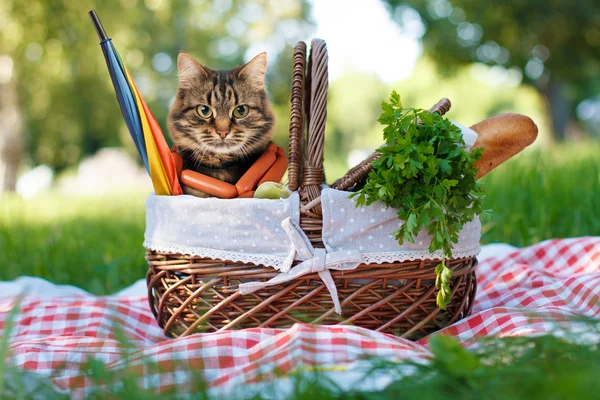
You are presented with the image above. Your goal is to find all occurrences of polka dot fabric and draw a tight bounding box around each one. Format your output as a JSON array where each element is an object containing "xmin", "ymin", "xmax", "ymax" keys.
[
  {"xmin": 321, "ymin": 188, "xmax": 481, "ymax": 263},
  {"xmin": 144, "ymin": 193, "xmax": 300, "ymax": 270}
]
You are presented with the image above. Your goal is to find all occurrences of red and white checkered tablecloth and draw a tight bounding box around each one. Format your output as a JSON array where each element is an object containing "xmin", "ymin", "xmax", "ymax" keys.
[{"xmin": 2, "ymin": 237, "xmax": 600, "ymax": 397}]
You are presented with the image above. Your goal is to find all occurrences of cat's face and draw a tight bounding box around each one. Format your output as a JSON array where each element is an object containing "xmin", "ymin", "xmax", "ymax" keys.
[{"xmin": 168, "ymin": 52, "xmax": 275, "ymax": 163}]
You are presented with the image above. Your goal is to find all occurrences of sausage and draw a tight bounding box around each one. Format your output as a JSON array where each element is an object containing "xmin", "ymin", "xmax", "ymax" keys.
[
  {"xmin": 236, "ymin": 191, "xmax": 255, "ymax": 198},
  {"xmin": 276, "ymin": 146, "xmax": 286, "ymax": 157},
  {"xmin": 235, "ymin": 150, "xmax": 277, "ymax": 194},
  {"xmin": 267, "ymin": 142, "xmax": 277, "ymax": 153},
  {"xmin": 171, "ymin": 151, "xmax": 183, "ymax": 177},
  {"xmin": 181, "ymin": 170, "xmax": 238, "ymax": 199},
  {"xmin": 470, "ymin": 113, "xmax": 538, "ymax": 179},
  {"xmin": 258, "ymin": 152, "xmax": 289, "ymax": 186}
]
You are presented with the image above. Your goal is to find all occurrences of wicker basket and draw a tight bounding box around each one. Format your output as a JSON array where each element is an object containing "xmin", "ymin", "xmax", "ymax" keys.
[{"xmin": 146, "ymin": 39, "xmax": 477, "ymax": 340}]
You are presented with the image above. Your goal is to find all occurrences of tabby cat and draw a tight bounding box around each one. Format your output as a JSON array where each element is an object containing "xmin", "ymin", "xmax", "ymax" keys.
[{"xmin": 168, "ymin": 52, "xmax": 275, "ymax": 197}]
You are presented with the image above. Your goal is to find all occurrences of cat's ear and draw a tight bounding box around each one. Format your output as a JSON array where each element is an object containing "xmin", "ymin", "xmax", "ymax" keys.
[
  {"xmin": 238, "ymin": 52, "xmax": 267, "ymax": 88},
  {"xmin": 177, "ymin": 53, "xmax": 208, "ymax": 88}
]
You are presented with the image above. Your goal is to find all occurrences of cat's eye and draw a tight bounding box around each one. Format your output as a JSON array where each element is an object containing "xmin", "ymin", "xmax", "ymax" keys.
[
  {"xmin": 233, "ymin": 105, "xmax": 249, "ymax": 118},
  {"xmin": 196, "ymin": 105, "xmax": 213, "ymax": 118}
]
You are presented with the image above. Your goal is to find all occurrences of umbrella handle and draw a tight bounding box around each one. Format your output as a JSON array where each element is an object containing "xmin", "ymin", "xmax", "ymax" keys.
[{"xmin": 89, "ymin": 10, "xmax": 109, "ymax": 42}]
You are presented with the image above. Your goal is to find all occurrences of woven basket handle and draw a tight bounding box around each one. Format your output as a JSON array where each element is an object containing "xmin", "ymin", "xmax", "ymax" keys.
[
  {"xmin": 298, "ymin": 39, "xmax": 328, "ymax": 216},
  {"xmin": 287, "ymin": 41, "xmax": 307, "ymax": 191},
  {"xmin": 287, "ymin": 40, "xmax": 329, "ymax": 204}
]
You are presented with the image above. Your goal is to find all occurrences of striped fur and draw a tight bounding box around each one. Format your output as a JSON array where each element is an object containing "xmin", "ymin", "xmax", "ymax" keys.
[{"xmin": 168, "ymin": 53, "xmax": 275, "ymax": 197}]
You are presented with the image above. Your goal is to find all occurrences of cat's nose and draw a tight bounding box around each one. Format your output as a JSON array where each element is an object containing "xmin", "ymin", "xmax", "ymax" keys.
[{"xmin": 217, "ymin": 130, "xmax": 229, "ymax": 139}]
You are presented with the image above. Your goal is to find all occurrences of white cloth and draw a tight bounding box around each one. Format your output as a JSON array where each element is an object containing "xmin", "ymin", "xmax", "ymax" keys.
[
  {"xmin": 240, "ymin": 186, "xmax": 481, "ymax": 314},
  {"xmin": 452, "ymin": 120, "xmax": 478, "ymax": 150},
  {"xmin": 0, "ymin": 276, "xmax": 149, "ymax": 298},
  {"xmin": 321, "ymin": 189, "xmax": 481, "ymax": 264},
  {"xmin": 478, "ymin": 243, "xmax": 518, "ymax": 261},
  {"xmin": 239, "ymin": 217, "xmax": 363, "ymax": 315},
  {"xmin": 0, "ymin": 276, "xmax": 90, "ymax": 298},
  {"xmin": 316, "ymin": 121, "xmax": 480, "ymax": 264},
  {"xmin": 144, "ymin": 192, "xmax": 300, "ymax": 271},
  {"xmin": 144, "ymin": 121, "xmax": 480, "ymax": 279}
]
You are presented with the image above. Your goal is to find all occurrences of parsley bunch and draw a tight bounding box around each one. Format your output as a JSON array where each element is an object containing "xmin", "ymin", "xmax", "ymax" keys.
[{"xmin": 352, "ymin": 91, "xmax": 486, "ymax": 309}]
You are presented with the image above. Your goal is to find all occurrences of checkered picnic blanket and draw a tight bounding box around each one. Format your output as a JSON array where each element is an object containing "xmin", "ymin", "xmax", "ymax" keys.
[{"xmin": 2, "ymin": 237, "xmax": 600, "ymax": 398}]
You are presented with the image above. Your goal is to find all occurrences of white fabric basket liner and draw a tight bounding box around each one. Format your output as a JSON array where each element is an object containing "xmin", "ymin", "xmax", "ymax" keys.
[
  {"xmin": 144, "ymin": 122, "xmax": 480, "ymax": 269},
  {"xmin": 145, "ymin": 187, "xmax": 480, "ymax": 268},
  {"xmin": 144, "ymin": 192, "xmax": 301, "ymax": 270},
  {"xmin": 321, "ymin": 188, "xmax": 481, "ymax": 264},
  {"xmin": 319, "ymin": 122, "xmax": 481, "ymax": 263}
]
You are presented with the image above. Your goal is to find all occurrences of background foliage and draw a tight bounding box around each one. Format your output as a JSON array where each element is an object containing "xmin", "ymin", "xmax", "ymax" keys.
[
  {"xmin": 0, "ymin": 0, "xmax": 312, "ymax": 175},
  {"xmin": 2, "ymin": 0, "xmax": 599, "ymax": 187},
  {"xmin": 2, "ymin": 142, "xmax": 598, "ymax": 294},
  {"xmin": 383, "ymin": 0, "xmax": 600, "ymax": 140},
  {"xmin": 0, "ymin": 0, "xmax": 599, "ymax": 287},
  {"xmin": 0, "ymin": 2, "xmax": 599, "ymax": 396}
]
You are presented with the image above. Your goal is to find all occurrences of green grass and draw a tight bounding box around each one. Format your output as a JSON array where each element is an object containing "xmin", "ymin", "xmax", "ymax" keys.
[
  {"xmin": 1, "ymin": 142, "xmax": 599, "ymax": 295},
  {"xmin": 1, "ymin": 143, "xmax": 600, "ymax": 397},
  {"xmin": 0, "ymin": 191, "xmax": 147, "ymax": 294},
  {"xmin": 480, "ymin": 142, "xmax": 600, "ymax": 246}
]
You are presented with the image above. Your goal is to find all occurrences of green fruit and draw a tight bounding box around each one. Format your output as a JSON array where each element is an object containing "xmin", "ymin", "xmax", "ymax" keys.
[{"xmin": 254, "ymin": 182, "xmax": 291, "ymax": 199}]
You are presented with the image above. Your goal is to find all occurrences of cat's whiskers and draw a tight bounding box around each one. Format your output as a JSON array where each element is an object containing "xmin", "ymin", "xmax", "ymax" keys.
[
  {"xmin": 235, "ymin": 142, "xmax": 251, "ymax": 162},
  {"xmin": 168, "ymin": 52, "xmax": 275, "ymax": 196},
  {"xmin": 187, "ymin": 141, "xmax": 209, "ymax": 166},
  {"xmin": 195, "ymin": 144, "xmax": 211, "ymax": 167}
]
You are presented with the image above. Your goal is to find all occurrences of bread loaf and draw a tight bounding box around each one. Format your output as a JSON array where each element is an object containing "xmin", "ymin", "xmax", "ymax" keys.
[{"xmin": 470, "ymin": 113, "xmax": 538, "ymax": 179}]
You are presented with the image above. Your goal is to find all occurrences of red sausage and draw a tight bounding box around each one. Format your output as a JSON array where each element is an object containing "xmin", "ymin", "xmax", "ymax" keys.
[
  {"xmin": 276, "ymin": 146, "xmax": 286, "ymax": 157},
  {"xmin": 236, "ymin": 191, "xmax": 255, "ymax": 198},
  {"xmin": 171, "ymin": 151, "xmax": 183, "ymax": 177},
  {"xmin": 181, "ymin": 170, "xmax": 238, "ymax": 199},
  {"xmin": 235, "ymin": 151, "xmax": 277, "ymax": 194},
  {"xmin": 267, "ymin": 142, "xmax": 277, "ymax": 153},
  {"xmin": 258, "ymin": 153, "xmax": 289, "ymax": 186}
]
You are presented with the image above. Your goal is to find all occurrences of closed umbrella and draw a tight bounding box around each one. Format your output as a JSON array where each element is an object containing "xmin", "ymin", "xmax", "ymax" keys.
[{"xmin": 89, "ymin": 10, "xmax": 182, "ymax": 196}]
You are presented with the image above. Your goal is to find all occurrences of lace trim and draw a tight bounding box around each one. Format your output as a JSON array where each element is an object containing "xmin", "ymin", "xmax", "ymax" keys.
[
  {"xmin": 145, "ymin": 239, "xmax": 480, "ymax": 270},
  {"xmin": 143, "ymin": 239, "xmax": 291, "ymax": 270},
  {"xmin": 359, "ymin": 245, "xmax": 481, "ymax": 264}
]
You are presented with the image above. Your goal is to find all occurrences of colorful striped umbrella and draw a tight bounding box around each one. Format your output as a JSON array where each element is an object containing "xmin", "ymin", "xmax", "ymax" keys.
[{"xmin": 88, "ymin": 10, "xmax": 182, "ymax": 196}]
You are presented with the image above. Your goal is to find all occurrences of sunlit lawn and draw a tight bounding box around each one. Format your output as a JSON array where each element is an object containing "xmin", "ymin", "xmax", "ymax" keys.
[
  {"xmin": 1, "ymin": 142, "xmax": 599, "ymax": 294},
  {"xmin": 480, "ymin": 141, "xmax": 600, "ymax": 245},
  {"xmin": 0, "ymin": 191, "xmax": 147, "ymax": 294},
  {"xmin": 1, "ymin": 142, "xmax": 600, "ymax": 399}
]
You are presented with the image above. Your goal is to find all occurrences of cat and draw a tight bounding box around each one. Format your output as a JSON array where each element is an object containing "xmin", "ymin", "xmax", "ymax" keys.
[{"xmin": 168, "ymin": 52, "xmax": 275, "ymax": 198}]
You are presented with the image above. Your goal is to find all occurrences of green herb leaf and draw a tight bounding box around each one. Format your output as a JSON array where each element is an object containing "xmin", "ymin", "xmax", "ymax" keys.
[{"xmin": 351, "ymin": 93, "xmax": 487, "ymax": 309}]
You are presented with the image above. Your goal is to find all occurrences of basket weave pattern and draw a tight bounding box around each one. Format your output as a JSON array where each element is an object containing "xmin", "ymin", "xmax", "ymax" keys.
[{"xmin": 146, "ymin": 40, "xmax": 477, "ymax": 339}]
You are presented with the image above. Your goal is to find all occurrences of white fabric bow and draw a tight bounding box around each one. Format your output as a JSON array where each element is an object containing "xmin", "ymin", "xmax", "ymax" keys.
[{"xmin": 238, "ymin": 217, "xmax": 363, "ymax": 315}]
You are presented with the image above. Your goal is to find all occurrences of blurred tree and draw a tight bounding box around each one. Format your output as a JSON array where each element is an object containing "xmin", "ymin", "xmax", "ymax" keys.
[
  {"xmin": 0, "ymin": 0, "xmax": 312, "ymax": 192},
  {"xmin": 323, "ymin": 71, "xmax": 388, "ymax": 179},
  {"xmin": 322, "ymin": 58, "xmax": 548, "ymax": 182},
  {"xmin": 0, "ymin": 79, "xmax": 22, "ymax": 192},
  {"xmin": 383, "ymin": 0, "xmax": 600, "ymax": 140}
]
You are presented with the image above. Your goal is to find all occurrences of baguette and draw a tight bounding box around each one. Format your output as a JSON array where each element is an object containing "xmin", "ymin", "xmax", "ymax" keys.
[{"xmin": 470, "ymin": 113, "xmax": 538, "ymax": 179}]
